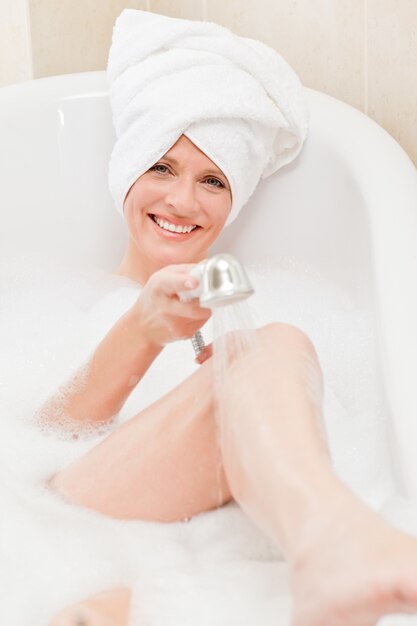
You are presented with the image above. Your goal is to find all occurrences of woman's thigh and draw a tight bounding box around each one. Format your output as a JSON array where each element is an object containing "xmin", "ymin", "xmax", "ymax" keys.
[
  {"xmin": 49, "ymin": 322, "xmax": 315, "ymax": 523},
  {"xmin": 49, "ymin": 353, "xmax": 233, "ymax": 522}
]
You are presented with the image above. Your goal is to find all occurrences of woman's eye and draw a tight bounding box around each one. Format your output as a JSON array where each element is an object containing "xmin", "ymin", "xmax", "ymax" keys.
[
  {"xmin": 150, "ymin": 164, "xmax": 169, "ymax": 173},
  {"xmin": 206, "ymin": 177, "xmax": 224, "ymax": 188}
]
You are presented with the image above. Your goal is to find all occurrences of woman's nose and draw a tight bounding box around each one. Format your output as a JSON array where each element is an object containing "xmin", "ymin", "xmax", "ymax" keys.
[{"xmin": 165, "ymin": 179, "xmax": 200, "ymax": 216}]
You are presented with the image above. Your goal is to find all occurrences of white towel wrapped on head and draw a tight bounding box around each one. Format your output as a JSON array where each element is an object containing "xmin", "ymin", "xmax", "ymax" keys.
[{"xmin": 107, "ymin": 9, "xmax": 309, "ymax": 226}]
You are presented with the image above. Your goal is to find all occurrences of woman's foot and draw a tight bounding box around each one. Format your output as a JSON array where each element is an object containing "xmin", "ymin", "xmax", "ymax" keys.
[
  {"xmin": 48, "ymin": 587, "xmax": 131, "ymax": 626},
  {"xmin": 289, "ymin": 501, "xmax": 417, "ymax": 626}
]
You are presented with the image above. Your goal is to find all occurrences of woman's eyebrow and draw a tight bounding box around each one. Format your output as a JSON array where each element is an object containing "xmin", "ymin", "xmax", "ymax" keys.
[{"xmin": 162, "ymin": 155, "xmax": 225, "ymax": 177}]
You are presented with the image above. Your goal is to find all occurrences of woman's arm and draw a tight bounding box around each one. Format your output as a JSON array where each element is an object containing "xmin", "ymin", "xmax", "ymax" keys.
[
  {"xmin": 36, "ymin": 263, "xmax": 211, "ymax": 429},
  {"xmin": 37, "ymin": 306, "xmax": 162, "ymax": 428}
]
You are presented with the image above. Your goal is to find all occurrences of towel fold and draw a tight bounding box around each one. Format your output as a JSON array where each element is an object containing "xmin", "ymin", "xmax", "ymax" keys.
[{"xmin": 107, "ymin": 9, "xmax": 309, "ymax": 226}]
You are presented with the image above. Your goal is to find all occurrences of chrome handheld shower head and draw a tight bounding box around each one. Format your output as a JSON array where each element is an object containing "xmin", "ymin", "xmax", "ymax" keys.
[
  {"xmin": 178, "ymin": 253, "xmax": 254, "ymax": 357},
  {"xmin": 178, "ymin": 253, "xmax": 254, "ymax": 308}
]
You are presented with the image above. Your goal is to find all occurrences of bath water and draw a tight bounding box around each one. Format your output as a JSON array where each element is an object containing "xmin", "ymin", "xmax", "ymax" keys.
[
  {"xmin": 211, "ymin": 301, "xmax": 259, "ymax": 508},
  {"xmin": 1, "ymin": 252, "xmax": 413, "ymax": 625}
]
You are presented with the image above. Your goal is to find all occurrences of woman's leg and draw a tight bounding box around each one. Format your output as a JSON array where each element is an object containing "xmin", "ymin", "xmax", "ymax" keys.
[
  {"xmin": 48, "ymin": 337, "xmax": 232, "ymax": 521},
  {"xmin": 48, "ymin": 587, "xmax": 131, "ymax": 626},
  {"xmin": 217, "ymin": 323, "xmax": 417, "ymax": 626},
  {"xmin": 49, "ymin": 322, "xmax": 417, "ymax": 625}
]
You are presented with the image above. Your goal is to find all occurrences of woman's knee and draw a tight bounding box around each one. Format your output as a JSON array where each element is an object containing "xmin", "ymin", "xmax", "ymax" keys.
[
  {"xmin": 257, "ymin": 321, "xmax": 316, "ymax": 353},
  {"xmin": 258, "ymin": 322, "xmax": 323, "ymax": 390},
  {"xmin": 215, "ymin": 322, "xmax": 319, "ymax": 366}
]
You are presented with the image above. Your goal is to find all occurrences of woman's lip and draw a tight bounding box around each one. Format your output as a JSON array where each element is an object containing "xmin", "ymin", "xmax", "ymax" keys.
[
  {"xmin": 148, "ymin": 214, "xmax": 200, "ymax": 239},
  {"xmin": 150, "ymin": 213, "xmax": 199, "ymax": 228}
]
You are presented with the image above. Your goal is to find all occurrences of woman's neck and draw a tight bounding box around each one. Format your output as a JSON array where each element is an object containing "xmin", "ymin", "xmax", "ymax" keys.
[{"xmin": 113, "ymin": 244, "xmax": 156, "ymax": 287}]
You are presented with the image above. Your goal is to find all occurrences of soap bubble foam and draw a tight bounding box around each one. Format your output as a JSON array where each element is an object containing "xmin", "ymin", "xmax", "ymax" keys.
[{"xmin": 0, "ymin": 252, "xmax": 411, "ymax": 625}]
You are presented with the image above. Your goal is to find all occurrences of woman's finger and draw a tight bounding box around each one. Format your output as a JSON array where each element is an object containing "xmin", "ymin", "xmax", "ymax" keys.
[
  {"xmin": 194, "ymin": 343, "xmax": 213, "ymax": 364},
  {"xmin": 156, "ymin": 271, "xmax": 199, "ymax": 298}
]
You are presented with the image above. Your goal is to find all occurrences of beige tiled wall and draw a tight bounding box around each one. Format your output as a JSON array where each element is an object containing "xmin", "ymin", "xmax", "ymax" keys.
[
  {"xmin": 29, "ymin": 0, "xmax": 148, "ymax": 78},
  {"xmin": 367, "ymin": 0, "xmax": 417, "ymax": 169},
  {"xmin": 0, "ymin": 0, "xmax": 416, "ymax": 166},
  {"xmin": 150, "ymin": 0, "xmax": 204, "ymax": 20},
  {"xmin": 0, "ymin": 0, "xmax": 32, "ymax": 85}
]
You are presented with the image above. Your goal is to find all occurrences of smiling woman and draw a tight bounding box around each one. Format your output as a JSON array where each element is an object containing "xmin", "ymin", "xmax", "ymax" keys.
[
  {"xmin": 43, "ymin": 7, "xmax": 417, "ymax": 626},
  {"xmin": 115, "ymin": 135, "xmax": 233, "ymax": 285}
]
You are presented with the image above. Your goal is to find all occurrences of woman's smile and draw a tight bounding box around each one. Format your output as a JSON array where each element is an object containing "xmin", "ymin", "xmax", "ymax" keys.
[{"xmin": 148, "ymin": 213, "xmax": 201, "ymax": 238}]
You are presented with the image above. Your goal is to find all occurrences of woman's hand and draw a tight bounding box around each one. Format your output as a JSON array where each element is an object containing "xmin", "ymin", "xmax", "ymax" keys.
[
  {"xmin": 195, "ymin": 342, "xmax": 213, "ymax": 365},
  {"xmin": 132, "ymin": 264, "xmax": 212, "ymax": 349}
]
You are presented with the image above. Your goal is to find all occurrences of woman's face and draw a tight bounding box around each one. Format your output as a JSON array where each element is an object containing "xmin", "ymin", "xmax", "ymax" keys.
[{"xmin": 121, "ymin": 135, "xmax": 232, "ymax": 282}]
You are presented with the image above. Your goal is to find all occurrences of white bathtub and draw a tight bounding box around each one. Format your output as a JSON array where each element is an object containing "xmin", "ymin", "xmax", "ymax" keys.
[{"xmin": 1, "ymin": 70, "xmax": 417, "ymax": 502}]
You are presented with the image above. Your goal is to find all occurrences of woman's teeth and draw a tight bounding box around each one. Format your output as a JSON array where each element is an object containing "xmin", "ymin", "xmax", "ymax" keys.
[{"xmin": 152, "ymin": 215, "xmax": 197, "ymax": 234}]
